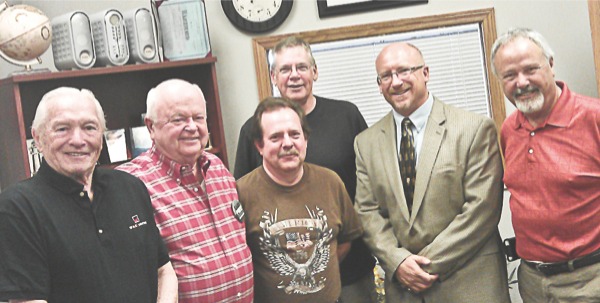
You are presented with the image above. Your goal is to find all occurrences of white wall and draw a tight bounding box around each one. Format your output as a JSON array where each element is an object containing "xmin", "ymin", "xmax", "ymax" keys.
[
  {"xmin": 0, "ymin": 2, "xmax": 596, "ymax": 300},
  {"xmin": 1, "ymin": 0, "xmax": 596, "ymax": 169},
  {"xmin": 211, "ymin": 0, "xmax": 597, "ymax": 170}
]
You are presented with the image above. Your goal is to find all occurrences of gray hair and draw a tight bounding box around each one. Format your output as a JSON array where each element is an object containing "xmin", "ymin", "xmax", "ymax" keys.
[
  {"xmin": 270, "ymin": 36, "xmax": 317, "ymax": 70},
  {"xmin": 491, "ymin": 28, "xmax": 555, "ymax": 75},
  {"xmin": 32, "ymin": 87, "xmax": 106, "ymax": 134},
  {"xmin": 146, "ymin": 79, "xmax": 205, "ymax": 121}
]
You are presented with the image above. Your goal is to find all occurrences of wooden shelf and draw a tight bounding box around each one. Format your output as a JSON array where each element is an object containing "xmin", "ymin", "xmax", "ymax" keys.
[{"xmin": 0, "ymin": 57, "xmax": 228, "ymax": 189}]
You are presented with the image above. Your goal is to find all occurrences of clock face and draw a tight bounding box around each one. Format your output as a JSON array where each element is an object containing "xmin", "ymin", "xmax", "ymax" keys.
[
  {"xmin": 222, "ymin": 0, "xmax": 293, "ymax": 33},
  {"xmin": 233, "ymin": 0, "xmax": 283, "ymax": 22}
]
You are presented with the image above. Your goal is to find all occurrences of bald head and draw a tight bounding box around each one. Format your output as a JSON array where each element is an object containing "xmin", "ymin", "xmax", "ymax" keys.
[
  {"xmin": 375, "ymin": 42, "xmax": 429, "ymax": 116},
  {"xmin": 146, "ymin": 79, "xmax": 206, "ymax": 121},
  {"xmin": 376, "ymin": 42, "xmax": 423, "ymax": 70}
]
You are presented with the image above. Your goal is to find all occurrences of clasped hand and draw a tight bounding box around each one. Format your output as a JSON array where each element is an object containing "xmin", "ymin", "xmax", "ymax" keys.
[{"xmin": 395, "ymin": 255, "xmax": 439, "ymax": 293}]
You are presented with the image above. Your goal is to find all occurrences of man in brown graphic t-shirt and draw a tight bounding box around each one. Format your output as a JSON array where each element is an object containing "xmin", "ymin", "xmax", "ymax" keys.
[{"xmin": 237, "ymin": 97, "xmax": 363, "ymax": 303}]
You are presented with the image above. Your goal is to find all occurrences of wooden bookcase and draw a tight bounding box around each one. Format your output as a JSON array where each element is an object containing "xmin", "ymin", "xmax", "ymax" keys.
[{"xmin": 0, "ymin": 57, "xmax": 228, "ymax": 190}]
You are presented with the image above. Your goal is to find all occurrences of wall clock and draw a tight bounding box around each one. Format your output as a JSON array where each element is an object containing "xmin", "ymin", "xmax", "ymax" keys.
[{"xmin": 221, "ymin": 0, "xmax": 293, "ymax": 33}]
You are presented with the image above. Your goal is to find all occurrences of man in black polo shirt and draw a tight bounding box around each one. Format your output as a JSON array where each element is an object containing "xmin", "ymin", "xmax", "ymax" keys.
[{"xmin": 0, "ymin": 87, "xmax": 178, "ymax": 303}]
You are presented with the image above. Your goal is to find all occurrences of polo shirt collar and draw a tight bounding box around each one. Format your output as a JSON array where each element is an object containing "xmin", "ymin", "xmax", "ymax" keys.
[
  {"xmin": 35, "ymin": 160, "xmax": 106, "ymax": 195},
  {"xmin": 512, "ymin": 81, "xmax": 572, "ymax": 130},
  {"xmin": 146, "ymin": 145, "xmax": 211, "ymax": 181}
]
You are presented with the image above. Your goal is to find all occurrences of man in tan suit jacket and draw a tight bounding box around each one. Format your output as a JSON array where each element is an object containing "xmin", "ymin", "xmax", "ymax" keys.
[{"xmin": 354, "ymin": 42, "xmax": 510, "ymax": 302}]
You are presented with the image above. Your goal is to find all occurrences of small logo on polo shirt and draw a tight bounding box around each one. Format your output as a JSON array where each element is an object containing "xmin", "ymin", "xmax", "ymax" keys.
[{"xmin": 129, "ymin": 214, "xmax": 147, "ymax": 230}]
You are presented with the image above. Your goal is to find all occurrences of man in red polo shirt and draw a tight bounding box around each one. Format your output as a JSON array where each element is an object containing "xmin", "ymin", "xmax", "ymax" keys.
[{"xmin": 492, "ymin": 28, "xmax": 600, "ymax": 302}]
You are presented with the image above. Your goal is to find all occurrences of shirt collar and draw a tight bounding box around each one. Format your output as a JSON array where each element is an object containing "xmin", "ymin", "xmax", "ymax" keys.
[
  {"xmin": 392, "ymin": 92, "xmax": 434, "ymax": 134},
  {"xmin": 35, "ymin": 160, "xmax": 106, "ymax": 195},
  {"xmin": 147, "ymin": 145, "xmax": 211, "ymax": 181},
  {"xmin": 512, "ymin": 81, "xmax": 572, "ymax": 130}
]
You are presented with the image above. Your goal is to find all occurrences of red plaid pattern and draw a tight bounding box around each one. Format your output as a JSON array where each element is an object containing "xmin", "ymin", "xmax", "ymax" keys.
[{"xmin": 118, "ymin": 147, "xmax": 253, "ymax": 303}]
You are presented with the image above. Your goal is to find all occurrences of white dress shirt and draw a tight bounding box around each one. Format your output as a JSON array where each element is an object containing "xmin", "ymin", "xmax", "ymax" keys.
[{"xmin": 392, "ymin": 92, "xmax": 434, "ymax": 165}]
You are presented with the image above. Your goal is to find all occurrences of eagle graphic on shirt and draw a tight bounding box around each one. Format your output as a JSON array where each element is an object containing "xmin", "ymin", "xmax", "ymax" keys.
[{"xmin": 259, "ymin": 206, "xmax": 333, "ymax": 295}]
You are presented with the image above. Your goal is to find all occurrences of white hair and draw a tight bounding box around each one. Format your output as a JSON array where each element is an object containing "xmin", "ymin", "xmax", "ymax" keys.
[
  {"xmin": 31, "ymin": 87, "xmax": 106, "ymax": 134},
  {"xmin": 491, "ymin": 28, "xmax": 555, "ymax": 75},
  {"xmin": 146, "ymin": 79, "xmax": 206, "ymax": 121}
]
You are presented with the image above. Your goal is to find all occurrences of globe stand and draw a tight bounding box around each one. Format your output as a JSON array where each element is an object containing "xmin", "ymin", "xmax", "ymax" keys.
[
  {"xmin": 0, "ymin": 53, "xmax": 51, "ymax": 76},
  {"xmin": 8, "ymin": 66, "xmax": 51, "ymax": 76}
]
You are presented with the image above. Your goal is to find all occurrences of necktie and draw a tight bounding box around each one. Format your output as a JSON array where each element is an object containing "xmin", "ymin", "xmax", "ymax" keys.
[{"xmin": 399, "ymin": 118, "xmax": 416, "ymax": 212}]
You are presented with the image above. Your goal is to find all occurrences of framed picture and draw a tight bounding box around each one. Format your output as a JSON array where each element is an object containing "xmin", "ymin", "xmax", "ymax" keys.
[
  {"xmin": 104, "ymin": 129, "xmax": 130, "ymax": 163},
  {"xmin": 155, "ymin": 0, "xmax": 211, "ymax": 60},
  {"xmin": 130, "ymin": 126, "xmax": 153, "ymax": 158},
  {"xmin": 317, "ymin": 0, "xmax": 427, "ymax": 18},
  {"xmin": 26, "ymin": 139, "xmax": 43, "ymax": 176}
]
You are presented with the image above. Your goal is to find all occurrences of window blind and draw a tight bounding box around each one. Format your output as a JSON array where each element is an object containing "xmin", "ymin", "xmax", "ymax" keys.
[{"xmin": 303, "ymin": 23, "xmax": 491, "ymax": 126}]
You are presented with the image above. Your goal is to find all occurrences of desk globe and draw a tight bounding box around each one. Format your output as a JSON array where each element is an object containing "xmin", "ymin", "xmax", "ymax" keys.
[{"xmin": 0, "ymin": 1, "xmax": 52, "ymax": 73}]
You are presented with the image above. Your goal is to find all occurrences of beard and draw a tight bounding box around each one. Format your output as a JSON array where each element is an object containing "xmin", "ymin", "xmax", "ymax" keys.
[{"xmin": 513, "ymin": 86, "xmax": 545, "ymax": 115}]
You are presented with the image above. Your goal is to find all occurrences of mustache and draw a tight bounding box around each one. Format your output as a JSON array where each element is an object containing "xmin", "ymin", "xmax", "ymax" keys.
[
  {"xmin": 278, "ymin": 150, "xmax": 299, "ymax": 157},
  {"xmin": 513, "ymin": 86, "xmax": 539, "ymax": 98}
]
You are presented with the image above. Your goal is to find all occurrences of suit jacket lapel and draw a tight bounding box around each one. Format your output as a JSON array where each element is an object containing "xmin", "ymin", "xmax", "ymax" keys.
[
  {"xmin": 377, "ymin": 112, "xmax": 411, "ymax": 222},
  {"xmin": 410, "ymin": 98, "xmax": 446, "ymax": 226}
]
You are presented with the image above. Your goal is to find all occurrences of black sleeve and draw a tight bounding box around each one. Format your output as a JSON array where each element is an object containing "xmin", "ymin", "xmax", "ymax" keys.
[
  {"xmin": 234, "ymin": 118, "xmax": 262, "ymax": 180},
  {"xmin": 143, "ymin": 188, "xmax": 171, "ymax": 268},
  {"xmin": 155, "ymin": 230, "xmax": 171, "ymax": 267},
  {"xmin": 353, "ymin": 103, "xmax": 368, "ymax": 134},
  {"xmin": 130, "ymin": 176, "xmax": 171, "ymax": 268}
]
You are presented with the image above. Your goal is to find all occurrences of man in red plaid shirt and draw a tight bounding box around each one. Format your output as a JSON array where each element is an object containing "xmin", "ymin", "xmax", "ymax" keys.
[{"xmin": 118, "ymin": 79, "xmax": 253, "ymax": 303}]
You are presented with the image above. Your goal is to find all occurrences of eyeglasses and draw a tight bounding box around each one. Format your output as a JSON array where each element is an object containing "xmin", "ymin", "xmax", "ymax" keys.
[
  {"xmin": 377, "ymin": 65, "xmax": 424, "ymax": 84},
  {"xmin": 277, "ymin": 64, "xmax": 313, "ymax": 76},
  {"xmin": 156, "ymin": 114, "xmax": 205, "ymax": 127},
  {"xmin": 500, "ymin": 64, "xmax": 546, "ymax": 83}
]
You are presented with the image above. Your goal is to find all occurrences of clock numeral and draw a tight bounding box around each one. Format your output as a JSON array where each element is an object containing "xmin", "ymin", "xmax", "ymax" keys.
[{"xmin": 223, "ymin": 0, "xmax": 291, "ymax": 32}]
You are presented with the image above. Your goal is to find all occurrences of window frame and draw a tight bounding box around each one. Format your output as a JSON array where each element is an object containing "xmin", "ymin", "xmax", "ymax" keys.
[{"xmin": 251, "ymin": 8, "xmax": 506, "ymax": 132}]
